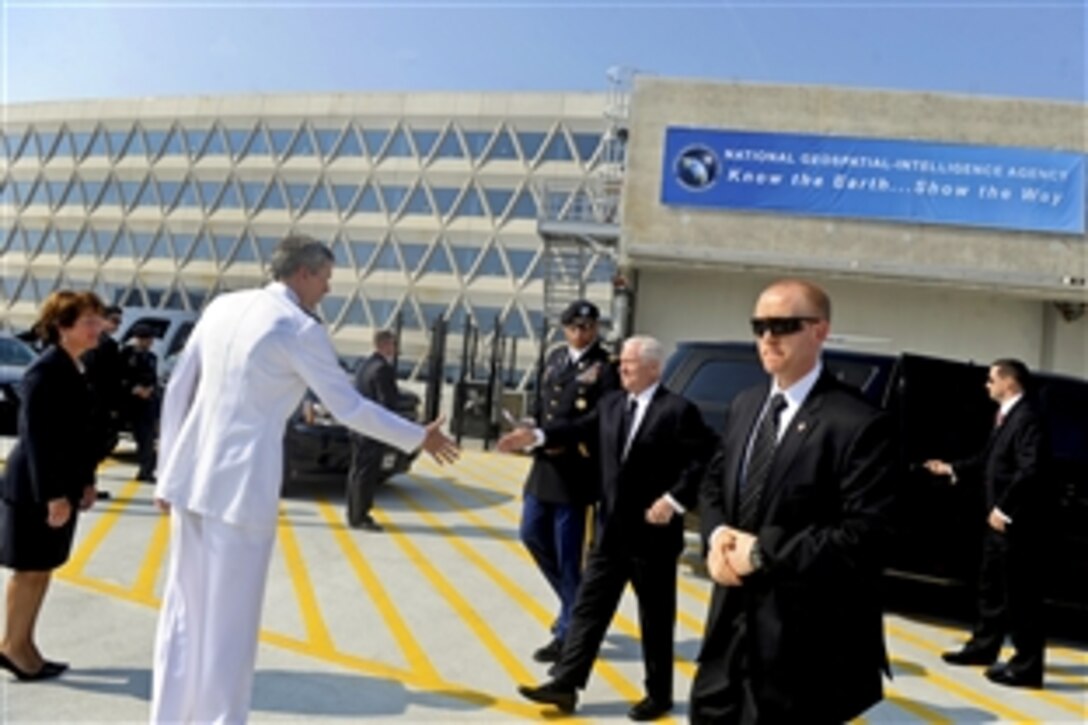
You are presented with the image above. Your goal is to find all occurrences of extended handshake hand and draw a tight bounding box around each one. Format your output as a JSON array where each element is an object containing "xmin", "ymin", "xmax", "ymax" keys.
[
  {"xmin": 706, "ymin": 526, "xmax": 758, "ymax": 587},
  {"xmin": 496, "ymin": 426, "xmax": 537, "ymax": 453},
  {"xmin": 422, "ymin": 416, "xmax": 460, "ymax": 465}
]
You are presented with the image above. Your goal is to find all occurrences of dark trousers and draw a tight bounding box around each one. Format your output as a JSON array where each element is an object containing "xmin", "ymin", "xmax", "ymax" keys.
[
  {"xmin": 131, "ymin": 400, "xmax": 157, "ymax": 479},
  {"xmin": 346, "ymin": 436, "xmax": 383, "ymax": 525},
  {"xmin": 519, "ymin": 494, "xmax": 587, "ymax": 639},
  {"xmin": 551, "ymin": 547, "xmax": 678, "ymax": 702},
  {"xmin": 967, "ymin": 527, "xmax": 1045, "ymax": 676}
]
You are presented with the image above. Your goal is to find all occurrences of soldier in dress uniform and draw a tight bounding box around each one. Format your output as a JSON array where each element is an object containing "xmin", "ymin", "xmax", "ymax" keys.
[
  {"xmin": 120, "ymin": 324, "xmax": 159, "ymax": 482},
  {"xmin": 520, "ymin": 299, "xmax": 619, "ymax": 663}
]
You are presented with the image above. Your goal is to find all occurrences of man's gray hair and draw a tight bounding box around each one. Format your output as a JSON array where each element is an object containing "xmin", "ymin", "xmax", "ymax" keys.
[
  {"xmin": 269, "ymin": 235, "xmax": 335, "ymax": 280},
  {"xmin": 625, "ymin": 335, "xmax": 665, "ymax": 366}
]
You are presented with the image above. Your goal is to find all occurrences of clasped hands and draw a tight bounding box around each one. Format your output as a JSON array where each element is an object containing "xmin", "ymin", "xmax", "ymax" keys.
[{"xmin": 707, "ymin": 526, "xmax": 758, "ymax": 586}]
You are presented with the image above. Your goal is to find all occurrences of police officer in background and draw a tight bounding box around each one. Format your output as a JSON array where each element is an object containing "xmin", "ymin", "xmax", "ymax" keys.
[
  {"xmin": 121, "ymin": 324, "xmax": 159, "ymax": 482},
  {"xmin": 520, "ymin": 300, "xmax": 619, "ymax": 663},
  {"xmin": 83, "ymin": 305, "xmax": 125, "ymax": 459}
]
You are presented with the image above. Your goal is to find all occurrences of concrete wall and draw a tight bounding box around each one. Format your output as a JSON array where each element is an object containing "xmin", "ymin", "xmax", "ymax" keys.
[
  {"xmin": 622, "ymin": 78, "xmax": 1087, "ymax": 302},
  {"xmin": 635, "ymin": 267, "xmax": 1087, "ymax": 378}
]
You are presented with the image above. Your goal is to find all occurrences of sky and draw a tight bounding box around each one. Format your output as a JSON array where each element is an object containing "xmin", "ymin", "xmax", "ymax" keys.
[{"xmin": 0, "ymin": 1, "xmax": 1085, "ymax": 105}]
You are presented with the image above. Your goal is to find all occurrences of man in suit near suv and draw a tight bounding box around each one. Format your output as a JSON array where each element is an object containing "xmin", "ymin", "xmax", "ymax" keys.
[
  {"xmin": 925, "ymin": 358, "xmax": 1048, "ymax": 688},
  {"xmin": 691, "ymin": 279, "xmax": 896, "ymax": 724},
  {"xmin": 519, "ymin": 300, "xmax": 618, "ymax": 664},
  {"xmin": 502, "ymin": 335, "xmax": 717, "ymax": 720},
  {"xmin": 346, "ymin": 329, "xmax": 400, "ymax": 531}
]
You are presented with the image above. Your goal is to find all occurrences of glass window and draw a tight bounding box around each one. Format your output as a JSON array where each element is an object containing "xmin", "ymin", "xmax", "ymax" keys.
[
  {"xmin": 473, "ymin": 305, "xmax": 506, "ymax": 331},
  {"xmin": 83, "ymin": 179, "xmax": 104, "ymax": 209},
  {"xmin": 516, "ymin": 131, "xmax": 546, "ymax": 160},
  {"xmin": 328, "ymin": 236, "xmax": 352, "ymax": 269},
  {"xmin": 434, "ymin": 131, "xmax": 464, "ymax": 158},
  {"xmin": 451, "ymin": 186, "xmax": 486, "ymax": 217},
  {"xmin": 131, "ymin": 180, "xmax": 158, "ymax": 208},
  {"xmin": 488, "ymin": 129, "xmax": 518, "ymax": 160},
  {"xmin": 269, "ymin": 129, "xmax": 294, "ymax": 158},
  {"xmin": 12, "ymin": 132, "xmax": 38, "ymax": 162},
  {"xmin": 163, "ymin": 288, "xmax": 186, "ymax": 310},
  {"xmin": 411, "ymin": 129, "xmax": 439, "ymax": 158},
  {"xmin": 240, "ymin": 181, "xmax": 266, "ymax": 211},
  {"xmin": 118, "ymin": 180, "xmax": 141, "ymax": 209},
  {"xmin": 362, "ymin": 129, "xmax": 388, "ymax": 158},
  {"xmin": 431, "ymin": 187, "xmax": 459, "ymax": 216},
  {"xmin": 64, "ymin": 180, "xmax": 86, "ymax": 208},
  {"xmin": 475, "ymin": 247, "xmax": 507, "ymax": 277},
  {"xmin": 585, "ymin": 254, "xmax": 616, "ymax": 283},
  {"xmin": 185, "ymin": 128, "xmax": 209, "ymax": 158},
  {"xmin": 314, "ymin": 128, "xmax": 341, "ymax": 158},
  {"xmin": 108, "ymin": 129, "xmax": 131, "ymax": 159},
  {"xmin": 449, "ymin": 245, "xmax": 479, "ymax": 276},
  {"xmin": 26, "ymin": 180, "xmax": 51, "ymax": 207},
  {"xmin": 483, "ymin": 188, "xmax": 513, "ymax": 217},
  {"xmin": 131, "ymin": 232, "xmax": 155, "ymax": 259},
  {"xmin": 48, "ymin": 180, "xmax": 70, "ymax": 208},
  {"xmin": 57, "ymin": 229, "xmax": 78, "ymax": 258},
  {"xmin": 284, "ymin": 182, "xmax": 310, "ymax": 212},
  {"xmin": 158, "ymin": 180, "xmax": 180, "ymax": 210},
  {"xmin": 331, "ymin": 184, "xmax": 357, "ymax": 213},
  {"xmin": 398, "ymin": 301, "xmax": 422, "ymax": 331},
  {"xmin": 503, "ymin": 307, "xmax": 529, "ymax": 338},
  {"xmin": 372, "ymin": 243, "xmax": 401, "ymax": 271},
  {"xmin": 571, "ymin": 133, "xmax": 601, "ymax": 163},
  {"xmin": 71, "ymin": 228, "xmax": 98, "ymax": 259},
  {"xmin": 175, "ymin": 179, "xmax": 198, "ymax": 209},
  {"xmin": 213, "ymin": 234, "xmax": 236, "ymax": 263},
  {"xmin": 14, "ymin": 179, "xmax": 36, "ymax": 207},
  {"xmin": 103, "ymin": 229, "xmax": 130, "ymax": 260},
  {"xmin": 446, "ymin": 301, "xmax": 469, "ymax": 332},
  {"xmin": 0, "ymin": 180, "xmax": 15, "ymax": 207},
  {"xmin": 216, "ymin": 181, "xmax": 240, "ymax": 210},
  {"xmin": 384, "ymin": 128, "xmax": 412, "ymax": 158},
  {"xmin": 0, "ymin": 274, "xmax": 21, "ymax": 300},
  {"xmin": 227, "ymin": 128, "xmax": 253, "ymax": 159},
  {"xmin": 505, "ymin": 249, "xmax": 536, "ymax": 278},
  {"xmin": 52, "ymin": 131, "xmax": 76, "ymax": 161},
  {"xmin": 305, "ymin": 183, "xmax": 333, "ymax": 213},
  {"xmin": 349, "ymin": 240, "xmax": 376, "ymax": 268},
  {"xmin": 148, "ymin": 233, "xmax": 173, "ymax": 260},
  {"xmin": 72, "ymin": 130, "xmax": 94, "ymax": 159},
  {"xmin": 161, "ymin": 127, "xmax": 185, "ymax": 156},
  {"xmin": 203, "ymin": 128, "xmax": 226, "ymax": 156},
  {"xmin": 188, "ymin": 232, "xmax": 214, "ymax": 262},
  {"xmin": 255, "ymin": 236, "xmax": 279, "ymax": 263},
  {"xmin": 231, "ymin": 236, "xmax": 256, "ymax": 264},
  {"xmin": 262, "ymin": 181, "xmax": 287, "ymax": 210},
  {"xmin": 402, "ymin": 186, "xmax": 433, "ymax": 215},
  {"xmin": 508, "ymin": 190, "xmax": 537, "ymax": 219},
  {"xmin": 32, "ymin": 228, "xmax": 55, "ymax": 257},
  {"xmin": 336, "ymin": 128, "xmax": 365, "ymax": 158},
  {"xmin": 288, "ymin": 129, "xmax": 315, "ymax": 158},
  {"xmin": 37, "ymin": 131, "xmax": 57, "ymax": 160},
  {"xmin": 353, "ymin": 184, "xmax": 381, "ymax": 213},
  {"xmin": 246, "ymin": 127, "xmax": 270, "ymax": 157},
  {"xmin": 539, "ymin": 132, "xmax": 574, "ymax": 161},
  {"xmin": 369, "ymin": 298, "xmax": 397, "ymax": 327},
  {"xmin": 380, "ymin": 184, "xmax": 407, "ymax": 214},
  {"xmin": 341, "ymin": 297, "xmax": 369, "ymax": 326},
  {"xmin": 199, "ymin": 181, "xmax": 223, "ymax": 211},
  {"xmin": 421, "ymin": 245, "xmax": 454, "ymax": 274},
  {"xmin": 419, "ymin": 302, "xmax": 448, "ymax": 328},
  {"xmin": 0, "ymin": 337, "xmax": 34, "ymax": 365},
  {"xmin": 126, "ymin": 130, "xmax": 148, "ymax": 159},
  {"xmin": 399, "ymin": 243, "xmax": 428, "ymax": 273},
  {"xmin": 462, "ymin": 130, "xmax": 490, "ymax": 159},
  {"xmin": 319, "ymin": 294, "xmax": 346, "ymax": 324}
]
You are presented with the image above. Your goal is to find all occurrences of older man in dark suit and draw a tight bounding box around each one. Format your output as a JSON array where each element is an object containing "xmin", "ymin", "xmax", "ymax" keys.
[
  {"xmin": 691, "ymin": 279, "xmax": 896, "ymax": 724},
  {"xmin": 501, "ymin": 335, "xmax": 717, "ymax": 720},
  {"xmin": 925, "ymin": 358, "xmax": 1048, "ymax": 688},
  {"xmin": 519, "ymin": 300, "xmax": 618, "ymax": 663},
  {"xmin": 346, "ymin": 329, "xmax": 400, "ymax": 531}
]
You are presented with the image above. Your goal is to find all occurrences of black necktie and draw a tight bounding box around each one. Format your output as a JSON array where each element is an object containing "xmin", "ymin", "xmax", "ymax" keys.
[
  {"xmin": 619, "ymin": 397, "xmax": 638, "ymax": 457},
  {"xmin": 738, "ymin": 393, "xmax": 788, "ymax": 529}
]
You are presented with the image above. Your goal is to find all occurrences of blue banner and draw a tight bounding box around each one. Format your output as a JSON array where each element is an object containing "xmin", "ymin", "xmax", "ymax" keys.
[{"xmin": 661, "ymin": 127, "xmax": 1085, "ymax": 235}]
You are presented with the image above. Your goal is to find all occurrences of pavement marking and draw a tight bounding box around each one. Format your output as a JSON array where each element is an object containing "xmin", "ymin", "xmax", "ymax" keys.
[
  {"xmin": 882, "ymin": 688, "xmax": 953, "ymax": 724},
  {"xmin": 278, "ymin": 506, "xmax": 336, "ymax": 652},
  {"xmin": 405, "ymin": 473, "xmax": 654, "ymax": 711},
  {"xmin": 129, "ymin": 511, "xmax": 170, "ymax": 602},
  {"xmin": 57, "ymin": 479, "xmax": 143, "ymax": 579}
]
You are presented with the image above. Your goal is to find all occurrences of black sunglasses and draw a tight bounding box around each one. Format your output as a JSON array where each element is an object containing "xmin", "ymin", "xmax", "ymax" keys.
[
  {"xmin": 564, "ymin": 321, "xmax": 594, "ymax": 331},
  {"xmin": 750, "ymin": 316, "xmax": 821, "ymax": 337}
]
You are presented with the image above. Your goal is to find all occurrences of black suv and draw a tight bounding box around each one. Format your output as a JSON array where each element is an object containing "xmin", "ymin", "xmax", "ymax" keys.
[{"xmin": 663, "ymin": 342, "xmax": 1088, "ymax": 612}]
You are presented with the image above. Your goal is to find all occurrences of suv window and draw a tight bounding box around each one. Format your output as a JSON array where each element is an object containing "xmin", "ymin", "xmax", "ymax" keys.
[
  {"xmin": 0, "ymin": 338, "xmax": 35, "ymax": 366},
  {"xmin": 685, "ymin": 360, "xmax": 767, "ymax": 406},
  {"xmin": 122, "ymin": 317, "xmax": 170, "ymax": 341},
  {"xmin": 166, "ymin": 321, "xmax": 195, "ymax": 357}
]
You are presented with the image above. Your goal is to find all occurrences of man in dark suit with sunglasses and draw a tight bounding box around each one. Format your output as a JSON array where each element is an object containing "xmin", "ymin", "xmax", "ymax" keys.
[{"xmin": 690, "ymin": 279, "xmax": 896, "ymax": 724}]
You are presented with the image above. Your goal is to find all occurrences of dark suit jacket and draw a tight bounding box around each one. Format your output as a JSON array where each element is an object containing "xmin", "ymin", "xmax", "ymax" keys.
[
  {"xmin": 355, "ymin": 353, "xmax": 398, "ymax": 409},
  {"xmin": 953, "ymin": 397, "xmax": 1048, "ymax": 528},
  {"xmin": 1, "ymin": 346, "xmax": 98, "ymax": 504},
  {"xmin": 83, "ymin": 333, "xmax": 123, "ymax": 414},
  {"xmin": 526, "ymin": 339, "xmax": 619, "ymax": 506},
  {"xmin": 544, "ymin": 386, "xmax": 717, "ymax": 556},
  {"xmin": 698, "ymin": 372, "xmax": 896, "ymax": 722}
]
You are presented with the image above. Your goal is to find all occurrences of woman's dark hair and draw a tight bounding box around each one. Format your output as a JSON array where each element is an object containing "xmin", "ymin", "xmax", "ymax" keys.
[{"xmin": 34, "ymin": 290, "xmax": 106, "ymax": 344}]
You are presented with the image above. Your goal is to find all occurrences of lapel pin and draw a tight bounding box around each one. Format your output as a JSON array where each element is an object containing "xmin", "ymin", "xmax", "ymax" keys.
[{"xmin": 797, "ymin": 421, "xmax": 808, "ymax": 433}]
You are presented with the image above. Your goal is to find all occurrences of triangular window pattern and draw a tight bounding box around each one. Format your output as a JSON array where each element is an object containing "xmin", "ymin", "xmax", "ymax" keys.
[
  {"xmin": 449, "ymin": 245, "xmax": 480, "ymax": 277},
  {"xmin": 362, "ymin": 129, "xmax": 388, "ymax": 159},
  {"xmin": 508, "ymin": 189, "xmax": 537, "ymax": 219},
  {"xmin": 185, "ymin": 128, "xmax": 210, "ymax": 159},
  {"xmin": 420, "ymin": 244, "xmax": 454, "ymax": 275},
  {"xmin": 269, "ymin": 128, "xmax": 295, "ymax": 159},
  {"xmin": 331, "ymin": 184, "xmax": 358, "ymax": 214},
  {"xmin": 284, "ymin": 182, "xmax": 311, "ymax": 213},
  {"xmin": 505, "ymin": 249, "xmax": 537, "ymax": 279},
  {"xmin": 349, "ymin": 240, "xmax": 377, "ymax": 270},
  {"xmin": 379, "ymin": 184, "xmax": 408, "ymax": 215},
  {"xmin": 516, "ymin": 131, "xmax": 546, "ymax": 161},
  {"xmin": 126, "ymin": 129, "xmax": 149, "ymax": 160},
  {"xmin": 199, "ymin": 180, "xmax": 224, "ymax": 212},
  {"xmin": 227, "ymin": 127, "xmax": 255, "ymax": 160},
  {"xmin": 33, "ymin": 228, "xmax": 59, "ymax": 258},
  {"xmin": 72, "ymin": 130, "xmax": 95, "ymax": 160},
  {"xmin": 175, "ymin": 178, "xmax": 198, "ymax": 210},
  {"xmin": 131, "ymin": 231, "xmax": 156, "ymax": 261},
  {"xmin": 341, "ymin": 296, "xmax": 370, "ymax": 326},
  {"xmin": 369, "ymin": 297, "xmax": 398, "ymax": 328},
  {"xmin": 157, "ymin": 179, "xmax": 181, "ymax": 212},
  {"xmin": 170, "ymin": 233, "xmax": 195, "ymax": 263},
  {"xmin": 483, "ymin": 188, "xmax": 513, "ymax": 217},
  {"xmin": 539, "ymin": 131, "xmax": 574, "ymax": 161},
  {"xmin": 287, "ymin": 128, "xmax": 316, "ymax": 158},
  {"xmin": 203, "ymin": 126, "xmax": 227, "ymax": 157},
  {"xmin": 240, "ymin": 181, "xmax": 267, "ymax": 212},
  {"xmin": 451, "ymin": 185, "xmax": 486, "ymax": 218},
  {"xmin": 118, "ymin": 180, "xmax": 142, "ymax": 209},
  {"xmin": 12, "ymin": 180, "xmax": 35, "ymax": 208},
  {"xmin": 434, "ymin": 130, "xmax": 465, "ymax": 159},
  {"xmin": 419, "ymin": 303, "xmax": 448, "ymax": 329},
  {"xmin": 314, "ymin": 128, "xmax": 342, "ymax": 159},
  {"xmin": 398, "ymin": 299, "xmax": 422, "ymax": 330},
  {"xmin": 319, "ymin": 294, "xmax": 347, "ymax": 325},
  {"xmin": 399, "ymin": 243, "xmax": 428, "ymax": 273},
  {"xmin": 487, "ymin": 128, "xmax": 519, "ymax": 161},
  {"xmin": 13, "ymin": 131, "xmax": 39, "ymax": 163},
  {"xmin": 411, "ymin": 129, "xmax": 440, "ymax": 159},
  {"xmin": 255, "ymin": 236, "xmax": 280, "ymax": 263},
  {"xmin": 36, "ymin": 131, "xmax": 58, "ymax": 161},
  {"xmin": 262, "ymin": 181, "xmax": 288, "ymax": 210},
  {"xmin": 431, "ymin": 187, "xmax": 459, "ymax": 217},
  {"xmin": 402, "ymin": 186, "xmax": 433, "ymax": 216},
  {"xmin": 108, "ymin": 129, "xmax": 132, "ymax": 160},
  {"xmin": 57, "ymin": 229, "xmax": 79, "ymax": 259},
  {"xmin": 571, "ymin": 133, "xmax": 601, "ymax": 164},
  {"xmin": 62, "ymin": 179, "xmax": 86, "ymax": 209},
  {"xmin": 475, "ymin": 246, "xmax": 507, "ymax": 277},
  {"xmin": 384, "ymin": 127, "xmax": 412, "ymax": 158},
  {"xmin": 186, "ymin": 231, "xmax": 215, "ymax": 263},
  {"xmin": 26, "ymin": 179, "xmax": 51, "ymax": 208},
  {"xmin": 217, "ymin": 179, "xmax": 241, "ymax": 210},
  {"xmin": 462, "ymin": 130, "xmax": 491, "ymax": 160},
  {"xmin": 148, "ymin": 232, "xmax": 173, "ymax": 260},
  {"xmin": 47, "ymin": 180, "xmax": 71, "ymax": 209},
  {"xmin": 0, "ymin": 272, "xmax": 22, "ymax": 301},
  {"xmin": 131, "ymin": 179, "xmax": 159, "ymax": 208},
  {"xmin": 304, "ymin": 183, "xmax": 333, "ymax": 213},
  {"xmin": 51, "ymin": 130, "xmax": 76, "ymax": 161},
  {"xmin": 213, "ymin": 234, "xmax": 237, "ymax": 265},
  {"xmin": 503, "ymin": 306, "xmax": 529, "ymax": 339},
  {"xmin": 232, "ymin": 234, "xmax": 259, "ymax": 264},
  {"xmin": 161, "ymin": 127, "xmax": 185, "ymax": 157},
  {"xmin": 335, "ymin": 128, "xmax": 365, "ymax": 158},
  {"xmin": 328, "ymin": 236, "xmax": 353, "ymax": 270},
  {"xmin": 247, "ymin": 126, "xmax": 271, "ymax": 158},
  {"xmin": 372, "ymin": 242, "xmax": 402, "ymax": 272},
  {"xmin": 103, "ymin": 228, "xmax": 132, "ymax": 262},
  {"xmin": 71, "ymin": 228, "xmax": 99, "ymax": 260}
]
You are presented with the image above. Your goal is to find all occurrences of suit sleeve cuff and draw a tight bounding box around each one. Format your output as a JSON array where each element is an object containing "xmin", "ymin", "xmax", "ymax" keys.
[
  {"xmin": 664, "ymin": 493, "xmax": 686, "ymax": 515},
  {"xmin": 994, "ymin": 507, "xmax": 1013, "ymax": 524}
]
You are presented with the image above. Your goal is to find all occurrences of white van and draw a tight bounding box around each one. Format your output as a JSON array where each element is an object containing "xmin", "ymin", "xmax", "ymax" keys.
[{"xmin": 116, "ymin": 307, "xmax": 198, "ymax": 365}]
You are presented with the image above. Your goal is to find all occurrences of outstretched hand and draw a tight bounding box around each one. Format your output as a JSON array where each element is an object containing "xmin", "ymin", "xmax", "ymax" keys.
[
  {"xmin": 422, "ymin": 416, "xmax": 459, "ymax": 465},
  {"xmin": 496, "ymin": 427, "xmax": 536, "ymax": 453}
]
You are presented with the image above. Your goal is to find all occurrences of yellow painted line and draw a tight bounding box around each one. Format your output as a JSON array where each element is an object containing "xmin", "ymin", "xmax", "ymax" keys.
[
  {"xmin": 902, "ymin": 615, "xmax": 1088, "ymax": 665},
  {"xmin": 58, "ymin": 571, "xmax": 160, "ymax": 608},
  {"xmin": 56, "ymin": 479, "xmax": 143, "ymax": 578},
  {"xmin": 373, "ymin": 489, "xmax": 542, "ymax": 688},
  {"xmin": 884, "ymin": 687, "xmax": 954, "ymax": 724},
  {"xmin": 887, "ymin": 623, "xmax": 1043, "ymax": 722},
  {"xmin": 278, "ymin": 506, "xmax": 335, "ymax": 652},
  {"xmin": 316, "ymin": 500, "xmax": 442, "ymax": 683},
  {"xmin": 128, "ymin": 512, "xmax": 171, "ymax": 602},
  {"xmin": 400, "ymin": 475, "xmax": 652, "ymax": 712}
]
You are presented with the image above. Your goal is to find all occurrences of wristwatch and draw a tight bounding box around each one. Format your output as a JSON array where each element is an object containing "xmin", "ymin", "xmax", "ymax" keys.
[{"xmin": 748, "ymin": 541, "xmax": 764, "ymax": 572}]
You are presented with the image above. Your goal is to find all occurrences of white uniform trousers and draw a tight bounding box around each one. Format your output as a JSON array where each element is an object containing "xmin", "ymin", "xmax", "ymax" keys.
[{"xmin": 151, "ymin": 508, "xmax": 276, "ymax": 724}]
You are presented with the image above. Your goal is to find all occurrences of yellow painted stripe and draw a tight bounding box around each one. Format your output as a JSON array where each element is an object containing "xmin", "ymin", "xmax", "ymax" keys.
[
  {"xmin": 57, "ymin": 479, "xmax": 143, "ymax": 578},
  {"xmin": 316, "ymin": 500, "xmax": 442, "ymax": 683},
  {"xmin": 277, "ymin": 506, "xmax": 335, "ymax": 652},
  {"xmin": 375, "ymin": 487, "xmax": 542, "ymax": 687},
  {"xmin": 129, "ymin": 512, "xmax": 171, "ymax": 602},
  {"xmin": 887, "ymin": 623, "xmax": 1042, "ymax": 722},
  {"xmin": 901, "ymin": 614, "xmax": 1088, "ymax": 665},
  {"xmin": 401, "ymin": 475, "xmax": 650, "ymax": 709},
  {"xmin": 884, "ymin": 687, "xmax": 954, "ymax": 724}
]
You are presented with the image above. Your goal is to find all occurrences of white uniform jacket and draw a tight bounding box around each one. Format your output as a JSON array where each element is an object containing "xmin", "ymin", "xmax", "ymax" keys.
[{"xmin": 154, "ymin": 282, "xmax": 425, "ymax": 530}]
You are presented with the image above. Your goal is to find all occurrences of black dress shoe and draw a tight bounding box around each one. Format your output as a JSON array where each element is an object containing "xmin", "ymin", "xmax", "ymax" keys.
[
  {"xmin": 985, "ymin": 663, "xmax": 1043, "ymax": 689},
  {"xmin": 532, "ymin": 637, "xmax": 563, "ymax": 663},
  {"xmin": 0, "ymin": 653, "xmax": 63, "ymax": 682},
  {"xmin": 628, "ymin": 696, "xmax": 673, "ymax": 721},
  {"xmin": 96, "ymin": 490, "xmax": 112, "ymax": 500},
  {"xmin": 942, "ymin": 647, "xmax": 997, "ymax": 666},
  {"xmin": 349, "ymin": 517, "xmax": 383, "ymax": 532},
  {"xmin": 517, "ymin": 680, "xmax": 577, "ymax": 713}
]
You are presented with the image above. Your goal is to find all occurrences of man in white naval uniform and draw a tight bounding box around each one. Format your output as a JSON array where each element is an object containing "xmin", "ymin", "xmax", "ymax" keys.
[{"xmin": 150, "ymin": 236, "xmax": 458, "ymax": 724}]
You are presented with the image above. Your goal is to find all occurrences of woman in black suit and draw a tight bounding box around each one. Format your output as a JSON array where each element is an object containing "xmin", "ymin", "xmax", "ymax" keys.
[{"xmin": 0, "ymin": 290, "xmax": 106, "ymax": 681}]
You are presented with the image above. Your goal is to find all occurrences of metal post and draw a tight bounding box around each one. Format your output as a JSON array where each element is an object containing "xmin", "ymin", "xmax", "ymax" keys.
[
  {"xmin": 424, "ymin": 316, "xmax": 446, "ymax": 424},
  {"xmin": 482, "ymin": 314, "xmax": 503, "ymax": 450}
]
